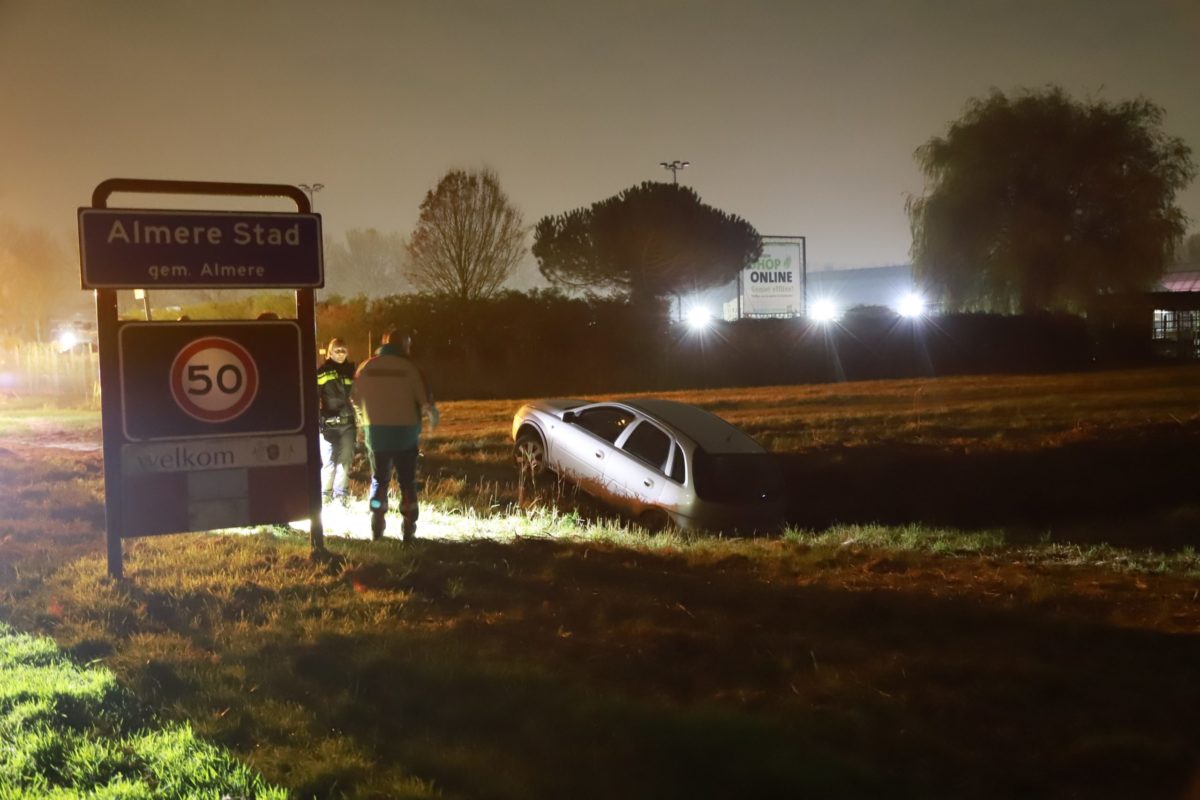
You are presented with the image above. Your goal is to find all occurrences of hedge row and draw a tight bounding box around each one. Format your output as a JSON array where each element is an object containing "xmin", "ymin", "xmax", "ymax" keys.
[{"xmin": 310, "ymin": 292, "xmax": 1147, "ymax": 400}]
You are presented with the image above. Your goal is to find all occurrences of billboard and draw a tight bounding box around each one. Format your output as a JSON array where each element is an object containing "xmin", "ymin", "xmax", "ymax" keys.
[{"xmin": 740, "ymin": 240, "xmax": 804, "ymax": 317}]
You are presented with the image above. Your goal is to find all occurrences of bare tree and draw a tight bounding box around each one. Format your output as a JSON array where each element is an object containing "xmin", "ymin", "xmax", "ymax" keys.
[
  {"xmin": 406, "ymin": 169, "xmax": 526, "ymax": 301},
  {"xmin": 324, "ymin": 228, "xmax": 410, "ymax": 298},
  {"xmin": 0, "ymin": 219, "xmax": 76, "ymax": 340}
]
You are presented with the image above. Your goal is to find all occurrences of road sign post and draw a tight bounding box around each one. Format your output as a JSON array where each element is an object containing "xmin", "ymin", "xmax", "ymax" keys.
[{"xmin": 81, "ymin": 179, "xmax": 326, "ymax": 579}]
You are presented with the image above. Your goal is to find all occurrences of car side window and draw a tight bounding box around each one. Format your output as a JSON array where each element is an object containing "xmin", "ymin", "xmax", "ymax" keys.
[
  {"xmin": 621, "ymin": 421, "xmax": 671, "ymax": 471},
  {"xmin": 668, "ymin": 443, "xmax": 686, "ymax": 484},
  {"xmin": 574, "ymin": 406, "xmax": 636, "ymax": 444}
]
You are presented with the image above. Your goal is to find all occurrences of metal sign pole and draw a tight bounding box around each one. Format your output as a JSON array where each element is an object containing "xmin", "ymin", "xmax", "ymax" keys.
[
  {"xmin": 801, "ymin": 236, "xmax": 808, "ymax": 317},
  {"xmin": 95, "ymin": 286, "xmax": 124, "ymax": 579},
  {"xmin": 296, "ymin": 286, "xmax": 324, "ymax": 553}
]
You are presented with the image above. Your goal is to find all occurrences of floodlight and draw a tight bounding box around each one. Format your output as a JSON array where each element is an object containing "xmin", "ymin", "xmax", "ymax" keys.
[
  {"xmin": 56, "ymin": 330, "xmax": 77, "ymax": 351},
  {"xmin": 897, "ymin": 292, "xmax": 926, "ymax": 318},
  {"xmin": 686, "ymin": 306, "xmax": 712, "ymax": 330},
  {"xmin": 809, "ymin": 298, "xmax": 838, "ymax": 323}
]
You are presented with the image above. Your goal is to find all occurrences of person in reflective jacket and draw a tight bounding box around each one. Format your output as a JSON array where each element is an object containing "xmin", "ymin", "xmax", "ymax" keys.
[
  {"xmin": 351, "ymin": 328, "xmax": 438, "ymax": 541},
  {"xmin": 316, "ymin": 337, "xmax": 357, "ymax": 505}
]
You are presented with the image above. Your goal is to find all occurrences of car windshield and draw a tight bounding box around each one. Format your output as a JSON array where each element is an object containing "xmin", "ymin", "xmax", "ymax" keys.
[{"xmin": 692, "ymin": 451, "xmax": 783, "ymax": 503}]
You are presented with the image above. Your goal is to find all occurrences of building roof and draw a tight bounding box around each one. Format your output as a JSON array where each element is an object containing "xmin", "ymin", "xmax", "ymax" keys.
[
  {"xmin": 1159, "ymin": 271, "xmax": 1200, "ymax": 292},
  {"xmin": 807, "ymin": 264, "xmax": 914, "ymax": 309}
]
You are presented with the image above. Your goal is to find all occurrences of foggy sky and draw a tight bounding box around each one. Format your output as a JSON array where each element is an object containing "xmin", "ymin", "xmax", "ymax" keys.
[{"xmin": 1, "ymin": 0, "xmax": 1197, "ymax": 285}]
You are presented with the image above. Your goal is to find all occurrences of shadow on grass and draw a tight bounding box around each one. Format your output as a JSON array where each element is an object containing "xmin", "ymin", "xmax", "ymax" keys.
[
  {"xmin": 780, "ymin": 424, "xmax": 1200, "ymax": 544},
  {"xmin": 119, "ymin": 539, "xmax": 1200, "ymax": 800}
]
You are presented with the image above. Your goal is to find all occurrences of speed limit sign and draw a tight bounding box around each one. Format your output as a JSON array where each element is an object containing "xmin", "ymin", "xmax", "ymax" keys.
[
  {"xmin": 119, "ymin": 321, "xmax": 304, "ymax": 441},
  {"xmin": 169, "ymin": 337, "xmax": 260, "ymax": 422}
]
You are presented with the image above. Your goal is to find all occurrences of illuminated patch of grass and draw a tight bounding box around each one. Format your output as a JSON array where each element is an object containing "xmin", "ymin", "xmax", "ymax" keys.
[{"xmin": 0, "ymin": 623, "xmax": 286, "ymax": 799}]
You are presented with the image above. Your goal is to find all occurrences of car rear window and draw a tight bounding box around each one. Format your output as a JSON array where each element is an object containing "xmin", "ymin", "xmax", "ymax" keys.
[
  {"xmin": 669, "ymin": 444, "xmax": 686, "ymax": 483},
  {"xmin": 692, "ymin": 451, "xmax": 783, "ymax": 503}
]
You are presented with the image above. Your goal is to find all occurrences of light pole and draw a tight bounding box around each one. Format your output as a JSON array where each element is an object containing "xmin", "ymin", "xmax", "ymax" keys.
[
  {"xmin": 298, "ymin": 182, "xmax": 324, "ymax": 210},
  {"xmin": 659, "ymin": 160, "xmax": 689, "ymax": 184}
]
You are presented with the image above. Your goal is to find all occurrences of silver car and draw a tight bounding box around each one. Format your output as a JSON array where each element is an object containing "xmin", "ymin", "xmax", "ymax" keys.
[{"xmin": 512, "ymin": 398, "xmax": 784, "ymax": 532}]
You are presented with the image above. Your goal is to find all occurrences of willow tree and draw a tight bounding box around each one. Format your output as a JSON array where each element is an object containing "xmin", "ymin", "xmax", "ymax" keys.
[
  {"xmin": 532, "ymin": 182, "xmax": 761, "ymax": 306},
  {"xmin": 907, "ymin": 87, "xmax": 1195, "ymax": 313},
  {"xmin": 406, "ymin": 169, "xmax": 526, "ymax": 301}
]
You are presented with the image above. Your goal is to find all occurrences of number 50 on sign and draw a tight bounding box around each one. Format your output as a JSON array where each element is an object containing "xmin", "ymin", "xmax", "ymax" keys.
[{"xmin": 169, "ymin": 337, "xmax": 260, "ymax": 422}]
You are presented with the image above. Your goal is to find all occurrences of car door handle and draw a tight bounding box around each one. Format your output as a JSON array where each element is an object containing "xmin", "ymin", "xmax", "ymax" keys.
[
  {"xmin": 643, "ymin": 478, "xmax": 654, "ymax": 487},
  {"xmin": 595, "ymin": 451, "xmax": 604, "ymax": 459}
]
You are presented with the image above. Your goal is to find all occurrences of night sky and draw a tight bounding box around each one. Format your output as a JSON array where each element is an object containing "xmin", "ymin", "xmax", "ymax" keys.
[{"xmin": 2, "ymin": 0, "xmax": 1197, "ymax": 284}]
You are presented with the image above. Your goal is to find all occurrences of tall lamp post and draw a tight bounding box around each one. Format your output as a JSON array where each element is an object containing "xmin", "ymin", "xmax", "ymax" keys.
[
  {"xmin": 298, "ymin": 182, "xmax": 324, "ymax": 210},
  {"xmin": 659, "ymin": 160, "xmax": 689, "ymax": 184}
]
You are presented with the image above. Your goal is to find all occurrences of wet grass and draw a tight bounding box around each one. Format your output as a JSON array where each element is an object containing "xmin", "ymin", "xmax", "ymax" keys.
[
  {"xmin": 4, "ymin": 516, "xmax": 1199, "ymax": 799},
  {"xmin": 0, "ymin": 622, "xmax": 286, "ymax": 798}
]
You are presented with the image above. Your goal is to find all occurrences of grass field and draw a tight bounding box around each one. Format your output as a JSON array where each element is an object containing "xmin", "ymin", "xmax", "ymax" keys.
[{"xmin": 2, "ymin": 366, "xmax": 1200, "ymax": 798}]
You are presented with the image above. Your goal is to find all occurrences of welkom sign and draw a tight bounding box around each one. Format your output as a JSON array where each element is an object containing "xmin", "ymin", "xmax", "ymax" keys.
[{"xmin": 79, "ymin": 179, "xmax": 325, "ymax": 578}]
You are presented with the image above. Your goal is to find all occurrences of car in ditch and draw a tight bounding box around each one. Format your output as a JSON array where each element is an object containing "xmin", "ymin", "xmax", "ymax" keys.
[{"xmin": 512, "ymin": 397, "xmax": 785, "ymax": 532}]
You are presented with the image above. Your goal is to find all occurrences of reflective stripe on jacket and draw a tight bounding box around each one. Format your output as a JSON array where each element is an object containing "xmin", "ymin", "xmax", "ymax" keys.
[{"xmin": 317, "ymin": 359, "xmax": 356, "ymax": 427}]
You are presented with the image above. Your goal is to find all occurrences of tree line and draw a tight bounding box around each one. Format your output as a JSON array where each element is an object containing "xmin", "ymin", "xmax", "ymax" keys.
[
  {"xmin": 1, "ymin": 84, "xmax": 1196, "ymax": 343},
  {"xmin": 328, "ymin": 86, "xmax": 1196, "ymax": 316}
]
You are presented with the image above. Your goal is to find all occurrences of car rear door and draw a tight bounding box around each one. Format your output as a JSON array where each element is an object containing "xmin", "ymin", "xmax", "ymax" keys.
[{"xmin": 603, "ymin": 419, "xmax": 674, "ymax": 514}]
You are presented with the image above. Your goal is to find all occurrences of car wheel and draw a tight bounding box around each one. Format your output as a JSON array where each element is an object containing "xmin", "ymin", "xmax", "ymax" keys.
[
  {"xmin": 514, "ymin": 430, "xmax": 548, "ymax": 481},
  {"xmin": 638, "ymin": 508, "xmax": 672, "ymax": 534}
]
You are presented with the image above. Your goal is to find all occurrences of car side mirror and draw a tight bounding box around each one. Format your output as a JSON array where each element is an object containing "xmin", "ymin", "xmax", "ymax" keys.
[{"xmin": 562, "ymin": 410, "xmax": 578, "ymax": 423}]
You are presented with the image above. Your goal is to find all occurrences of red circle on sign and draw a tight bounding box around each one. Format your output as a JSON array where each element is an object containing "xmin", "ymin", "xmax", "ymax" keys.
[{"xmin": 169, "ymin": 337, "xmax": 260, "ymax": 422}]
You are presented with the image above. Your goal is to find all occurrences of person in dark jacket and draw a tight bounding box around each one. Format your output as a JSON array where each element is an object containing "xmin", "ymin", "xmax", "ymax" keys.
[{"xmin": 317, "ymin": 337, "xmax": 357, "ymax": 505}]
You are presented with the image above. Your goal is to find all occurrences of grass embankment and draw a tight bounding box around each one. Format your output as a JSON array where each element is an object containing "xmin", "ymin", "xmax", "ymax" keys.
[
  {"xmin": 2, "ymin": 366, "xmax": 1200, "ymax": 798},
  {"xmin": 0, "ymin": 622, "xmax": 286, "ymax": 798}
]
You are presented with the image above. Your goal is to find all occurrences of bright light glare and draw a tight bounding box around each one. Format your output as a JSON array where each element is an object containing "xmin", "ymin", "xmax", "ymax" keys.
[
  {"xmin": 897, "ymin": 292, "xmax": 926, "ymax": 318},
  {"xmin": 288, "ymin": 502, "xmax": 543, "ymax": 542},
  {"xmin": 685, "ymin": 307, "xmax": 712, "ymax": 330},
  {"xmin": 809, "ymin": 298, "xmax": 838, "ymax": 323},
  {"xmin": 56, "ymin": 330, "xmax": 78, "ymax": 351}
]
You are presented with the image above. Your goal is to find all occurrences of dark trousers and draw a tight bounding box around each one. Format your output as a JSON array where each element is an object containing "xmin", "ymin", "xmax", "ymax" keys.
[{"xmin": 368, "ymin": 447, "xmax": 419, "ymax": 533}]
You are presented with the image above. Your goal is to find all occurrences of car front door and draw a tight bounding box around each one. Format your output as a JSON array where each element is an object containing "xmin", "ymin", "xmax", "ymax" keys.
[{"xmin": 550, "ymin": 405, "xmax": 636, "ymax": 497}]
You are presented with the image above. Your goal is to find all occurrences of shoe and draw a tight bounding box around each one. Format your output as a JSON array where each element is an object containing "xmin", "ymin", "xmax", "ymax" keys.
[{"xmin": 401, "ymin": 505, "xmax": 418, "ymax": 543}]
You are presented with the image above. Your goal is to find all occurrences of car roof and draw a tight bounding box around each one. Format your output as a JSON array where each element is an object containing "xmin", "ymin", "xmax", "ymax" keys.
[{"xmin": 619, "ymin": 398, "xmax": 766, "ymax": 455}]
